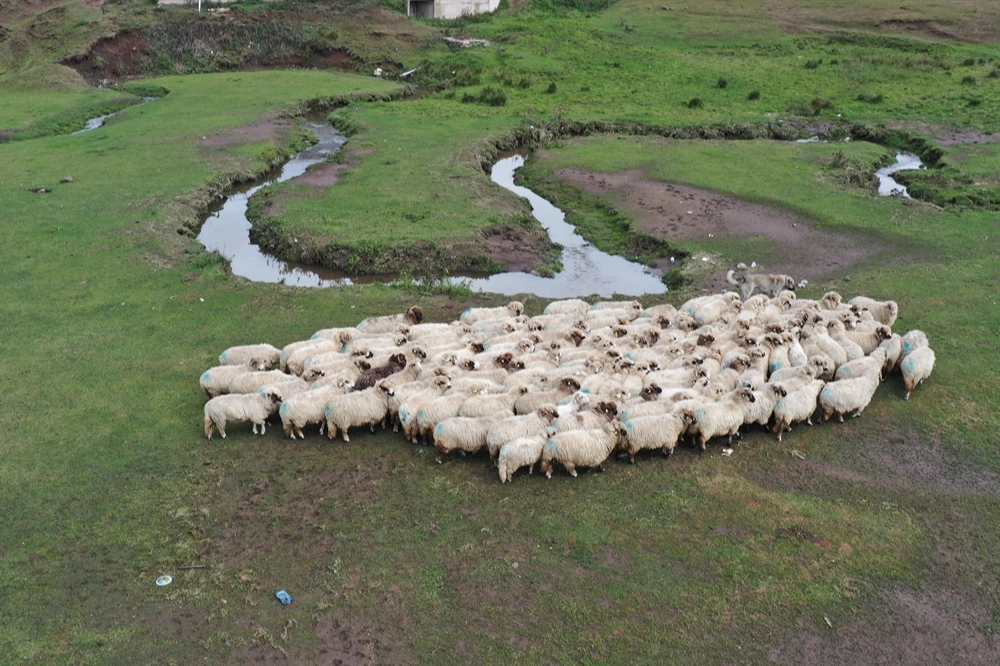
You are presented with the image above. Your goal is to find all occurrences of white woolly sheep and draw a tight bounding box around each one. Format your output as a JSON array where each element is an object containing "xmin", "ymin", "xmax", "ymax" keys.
[
  {"xmin": 228, "ymin": 369, "xmax": 297, "ymax": 394},
  {"xmin": 618, "ymin": 412, "xmax": 692, "ymax": 463},
  {"xmin": 845, "ymin": 324, "xmax": 893, "ymax": 355},
  {"xmin": 772, "ymin": 379, "xmax": 825, "ymax": 441},
  {"xmin": 413, "ymin": 390, "xmax": 483, "ymax": 444},
  {"xmin": 356, "ymin": 306, "xmax": 424, "ymax": 334},
  {"xmin": 878, "ymin": 333, "xmax": 903, "ymax": 374},
  {"xmin": 204, "ymin": 389, "xmax": 283, "ymax": 439},
  {"xmin": 542, "ymin": 298, "xmax": 591, "ymax": 316},
  {"xmin": 218, "ymin": 343, "xmax": 280, "ymax": 369},
  {"xmin": 743, "ymin": 383, "xmax": 788, "ymax": 429},
  {"xmin": 433, "ymin": 414, "xmax": 505, "ymax": 462},
  {"xmin": 497, "ymin": 435, "xmax": 547, "ymax": 482},
  {"xmin": 900, "ymin": 346, "xmax": 935, "ymax": 400},
  {"xmin": 309, "ymin": 328, "xmax": 357, "ymax": 348},
  {"xmin": 901, "ymin": 330, "xmax": 929, "ymax": 357},
  {"xmin": 200, "ymin": 361, "xmax": 268, "ymax": 398},
  {"xmin": 834, "ymin": 347, "xmax": 889, "ymax": 382},
  {"xmin": 460, "ymin": 301, "xmax": 524, "ymax": 325},
  {"xmin": 486, "ymin": 405, "xmax": 559, "ymax": 462},
  {"xmin": 684, "ymin": 387, "xmax": 756, "ymax": 451},
  {"xmin": 847, "ymin": 296, "xmax": 899, "ymax": 327},
  {"xmin": 324, "ymin": 382, "xmax": 395, "ymax": 442},
  {"xmin": 514, "ymin": 377, "xmax": 582, "ymax": 415},
  {"xmin": 818, "ymin": 373, "xmax": 880, "ymax": 422},
  {"xmin": 395, "ymin": 375, "xmax": 452, "ymax": 436},
  {"xmin": 278, "ymin": 380, "xmax": 353, "ymax": 439},
  {"xmin": 458, "ymin": 386, "xmax": 529, "ymax": 418},
  {"xmin": 540, "ymin": 421, "xmax": 622, "ymax": 478}
]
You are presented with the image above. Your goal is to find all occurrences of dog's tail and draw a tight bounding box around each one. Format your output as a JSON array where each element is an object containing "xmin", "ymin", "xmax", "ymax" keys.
[{"xmin": 726, "ymin": 269, "xmax": 744, "ymax": 286}]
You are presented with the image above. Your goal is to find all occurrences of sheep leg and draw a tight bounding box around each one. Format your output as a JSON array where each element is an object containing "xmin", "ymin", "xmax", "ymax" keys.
[
  {"xmin": 204, "ymin": 419, "xmax": 215, "ymax": 440},
  {"xmin": 565, "ymin": 463, "xmax": 577, "ymax": 477},
  {"xmin": 341, "ymin": 429, "xmax": 350, "ymax": 442},
  {"xmin": 259, "ymin": 422, "xmax": 266, "ymax": 435},
  {"xmin": 218, "ymin": 422, "xmax": 227, "ymax": 439}
]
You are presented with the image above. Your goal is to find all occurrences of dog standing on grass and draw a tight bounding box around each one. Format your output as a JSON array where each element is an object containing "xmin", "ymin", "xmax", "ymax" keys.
[{"xmin": 726, "ymin": 264, "xmax": 796, "ymax": 299}]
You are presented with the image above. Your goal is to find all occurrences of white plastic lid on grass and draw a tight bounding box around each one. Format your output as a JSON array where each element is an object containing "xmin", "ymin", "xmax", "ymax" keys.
[{"xmin": 156, "ymin": 575, "xmax": 172, "ymax": 586}]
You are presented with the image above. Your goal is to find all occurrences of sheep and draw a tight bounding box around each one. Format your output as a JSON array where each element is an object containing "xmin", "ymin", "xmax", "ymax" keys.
[
  {"xmin": 542, "ymin": 299, "xmax": 591, "ymax": 316},
  {"xmin": 618, "ymin": 412, "xmax": 692, "ymax": 463},
  {"xmin": 847, "ymin": 296, "xmax": 899, "ymax": 327},
  {"xmin": 514, "ymin": 377, "xmax": 581, "ymax": 415},
  {"xmin": 284, "ymin": 339, "xmax": 345, "ymax": 376},
  {"xmin": 395, "ymin": 375, "xmax": 452, "ymax": 437},
  {"xmin": 278, "ymin": 380, "xmax": 353, "ymax": 439},
  {"xmin": 204, "ymin": 389, "xmax": 283, "ymax": 439},
  {"xmin": 878, "ymin": 333, "xmax": 903, "ymax": 374},
  {"xmin": 743, "ymin": 383, "xmax": 788, "ymax": 430},
  {"xmin": 497, "ymin": 435, "xmax": 548, "ymax": 482},
  {"xmin": 680, "ymin": 292, "xmax": 742, "ymax": 326},
  {"xmin": 353, "ymin": 353, "xmax": 407, "ymax": 391},
  {"xmin": 458, "ymin": 385, "xmax": 530, "ymax": 418},
  {"xmin": 834, "ymin": 347, "xmax": 889, "ymax": 382},
  {"xmin": 901, "ymin": 330, "xmax": 929, "ymax": 357},
  {"xmin": 309, "ymin": 327, "xmax": 357, "ymax": 348},
  {"xmin": 486, "ymin": 405, "xmax": 559, "ymax": 462},
  {"xmin": 771, "ymin": 379, "xmax": 825, "ymax": 441},
  {"xmin": 433, "ymin": 414, "xmax": 506, "ymax": 463},
  {"xmin": 228, "ymin": 369, "xmax": 297, "ymax": 395},
  {"xmin": 818, "ymin": 373, "xmax": 880, "ymax": 422},
  {"xmin": 200, "ymin": 362, "xmax": 268, "ymax": 397},
  {"xmin": 356, "ymin": 305, "xmax": 424, "ymax": 334},
  {"xmin": 218, "ymin": 343, "xmax": 280, "ymax": 369},
  {"xmin": 683, "ymin": 387, "xmax": 756, "ymax": 451},
  {"xmin": 901, "ymin": 346, "xmax": 935, "ymax": 400},
  {"xmin": 550, "ymin": 400, "xmax": 618, "ymax": 433},
  {"xmin": 540, "ymin": 421, "xmax": 622, "ymax": 478},
  {"xmin": 460, "ymin": 301, "xmax": 524, "ymax": 325},
  {"xmin": 639, "ymin": 303, "xmax": 677, "ymax": 319},
  {"xmin": 324, "ymin": 383, "xmax": 395, "ymax": 442},
  {"xmin": 413, "ymin": 388, "xmax": 485, "ymax": 444},
  {"xmin": 844, "ymin": 324, "xmax": 893, "ymax": 355}
]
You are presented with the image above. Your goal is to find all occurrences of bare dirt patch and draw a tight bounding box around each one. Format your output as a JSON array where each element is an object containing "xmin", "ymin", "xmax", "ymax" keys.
[
  {"xmin": 481, "ymin": 224, "xmax": 550, "ymax": 273},
  {"xmin": 555, "ymin": 167, "xmax": 886, "ymax": 288},
  {"xmin": 291, "ymin": 160, "xmax": 345, "ymax": 187},
  {"xmin": 769, "ymin": 585, "xmax": 1000, "ymax": 665},
  {"xmin": 200, "ymin": 116, "xmax": 292, "ymax": 149}
]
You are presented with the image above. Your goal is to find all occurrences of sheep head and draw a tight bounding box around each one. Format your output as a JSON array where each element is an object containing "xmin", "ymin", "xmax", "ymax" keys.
[{"xmin": 405, "ymin": 306, "xmax": 424, "ymax": 324}]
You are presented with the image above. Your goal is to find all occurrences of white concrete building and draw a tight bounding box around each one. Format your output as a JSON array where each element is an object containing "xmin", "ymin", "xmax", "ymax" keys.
[{"xmin": 407, "ymin": 0, "xmax": 502, "ymax": 20}]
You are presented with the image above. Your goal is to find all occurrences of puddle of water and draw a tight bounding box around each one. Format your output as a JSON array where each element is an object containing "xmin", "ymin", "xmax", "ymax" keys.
[
  {"xmin": 876, "ymin": 153, "xmax": 925, "ymax": 197},
  {"xmin": 464, "ymin": 156, "xmax": 667, "ymax": 298}
]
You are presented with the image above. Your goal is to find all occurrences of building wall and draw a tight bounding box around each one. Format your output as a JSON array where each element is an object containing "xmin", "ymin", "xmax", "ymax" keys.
[{"xmin": 407, "ymin": 0, "xmax": 501, "ymax": 19}]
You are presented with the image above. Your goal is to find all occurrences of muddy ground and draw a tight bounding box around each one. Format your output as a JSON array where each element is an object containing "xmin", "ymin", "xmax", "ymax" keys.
[{"xmin": 554, "ymin": 167, "xmax": 893, "ymax": 290}]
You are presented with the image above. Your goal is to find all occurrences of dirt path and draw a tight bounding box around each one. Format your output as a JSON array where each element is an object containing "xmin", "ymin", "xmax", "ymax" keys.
[{"xmin": 555, "ymin": 167, "xmax": 889, "ymax": 289}]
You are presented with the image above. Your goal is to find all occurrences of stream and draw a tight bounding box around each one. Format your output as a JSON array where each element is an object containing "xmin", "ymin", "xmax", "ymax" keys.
[
  {"xmin": 196, "ymin": 130, "xmax": 668, "ymax": 296},
  {"xmin": 876, "ymin": 153, "xmax": 925, "ymax": 197}
]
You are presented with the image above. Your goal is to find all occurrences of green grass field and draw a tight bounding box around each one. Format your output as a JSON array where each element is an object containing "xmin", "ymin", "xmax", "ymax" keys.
[{"xmin": 2, "ymin": 0, "xmax": 1000, "ymax": 662}]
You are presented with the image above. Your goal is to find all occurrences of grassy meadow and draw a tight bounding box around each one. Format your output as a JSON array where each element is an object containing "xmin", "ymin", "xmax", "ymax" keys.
[{"xmin": 1, "ymin": 0, "xmax": 1000, "ymax": 663}]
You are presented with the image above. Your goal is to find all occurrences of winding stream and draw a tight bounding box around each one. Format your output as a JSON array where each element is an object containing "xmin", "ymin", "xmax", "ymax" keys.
[
  {"xmin": 876, "ymin": 153, "xmax": 925, "ymax": 197},
  {"xmin": 196, "ymin": 132, "xmax": 668, "ymax": 296},
  {"xmin": 466, "ymin": 156, "xmax": 667, "ymax": 298}
]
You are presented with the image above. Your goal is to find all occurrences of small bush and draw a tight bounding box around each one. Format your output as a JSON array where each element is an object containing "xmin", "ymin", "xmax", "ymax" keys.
[
  {"xmin": 988, "ymin": 69, "xmax": 1000, "ymax": 79},
  {"xmin": 805, "ymin": 58, "xmax": 822, "ymax": 69},
  {"xmin": 967, "ymin": 98, "xmax": 982, "ymax": 107},
  {"xmin": 716, "ymin": 78, "xmax": 728, "ymax": 89},
  {"xmin": 961, "ymin": 75, "xmax": 977, "ymax": 85},
  {"xmin": 747, "ymin": 90, "xmax": 760, "ymax": 101},
  {"xmin": 962, "ymin": 57, "xmax": 976, "ymax": 66},
  {"xmin": 461, "ymin": 86, "xmax": 508, "ymax": 106},
  {"xmin": 857, "ymin": 93, "xmax": 884, "ymax": 104},
  {"xmin": 795, "ymin": 96, "xmax": 834, "ymax": 116},
  {"xmin": 687, "ymin": 97, "xmax": 704, "ymax": 109},
  {"xmin": 545, "ymin": 82, "xmax": 557, "ymax": 94},
  {"xmin": 580, "ymin": 85, "xmax": 591, "ymax": 92}
]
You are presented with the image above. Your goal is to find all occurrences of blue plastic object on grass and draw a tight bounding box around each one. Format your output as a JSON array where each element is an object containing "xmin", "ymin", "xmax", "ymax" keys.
[{"xmin": 276, "ymin": 590, "xmax": 293, "ymax": 605}]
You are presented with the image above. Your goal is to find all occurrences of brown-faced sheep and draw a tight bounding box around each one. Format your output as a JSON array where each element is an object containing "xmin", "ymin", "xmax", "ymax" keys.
[
  {"xmin": 353, "ymin": 353, "xmax": 407, "ymax": 391},
  {"xmin": 356, "ymin": 306, "xmax": 423, "ymax": 334}
]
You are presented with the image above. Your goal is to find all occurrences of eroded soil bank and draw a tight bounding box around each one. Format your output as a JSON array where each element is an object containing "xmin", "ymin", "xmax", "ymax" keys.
[{"xmin": 553, "ymin": 167, "xmax": 892, "ymax": 290}]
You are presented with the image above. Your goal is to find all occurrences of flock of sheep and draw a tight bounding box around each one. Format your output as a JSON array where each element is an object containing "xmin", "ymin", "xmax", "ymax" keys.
[{"xmin": 200, "ymin": 289, "xmax": 936, "ymax": 482}]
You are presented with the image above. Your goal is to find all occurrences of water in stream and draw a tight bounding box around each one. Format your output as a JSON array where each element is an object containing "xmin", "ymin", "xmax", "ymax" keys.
[{"xmin": 875, "ymin": 153, "xmax": 925, "ymax": 197}]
